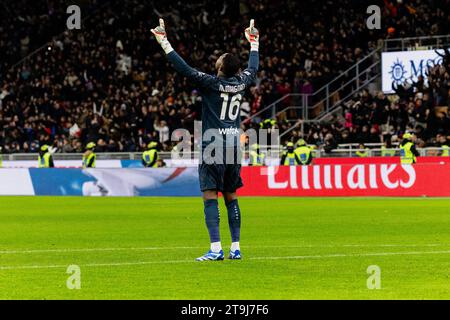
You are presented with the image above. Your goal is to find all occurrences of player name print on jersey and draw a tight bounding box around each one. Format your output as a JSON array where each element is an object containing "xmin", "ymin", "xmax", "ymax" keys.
[{"xmin": 219, "ymin": 84, "xmax": 246, "ymax": 93}]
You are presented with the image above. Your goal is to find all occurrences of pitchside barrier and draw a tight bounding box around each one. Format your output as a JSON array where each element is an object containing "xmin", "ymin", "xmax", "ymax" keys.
[
  {"xmin": 1, "ymin": 147, "xmax": 447, "ymax": 168},
  {"xmin": 0, "ymin": 157, "xmax": 448, "ymax": 197}
]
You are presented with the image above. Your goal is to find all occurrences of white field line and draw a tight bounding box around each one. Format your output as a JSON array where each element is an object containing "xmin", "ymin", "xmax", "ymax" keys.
[
  {"xmin": 0, "ymin": 246, "xmax": 201, "ymax": 254},
  {"xmin": 0, "ymin": 243, "xmax": 450, "ymax": 255},
  {"xmin": 1, "ymin": 250, "xmax": 450, "ymax": 271},
  {"xmin": 249, "ymin": 250, "xmax": 450, "ymax": 260}
]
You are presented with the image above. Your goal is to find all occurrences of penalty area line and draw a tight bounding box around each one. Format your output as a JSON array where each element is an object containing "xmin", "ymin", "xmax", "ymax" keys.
[
  {"xmin": 1, "ymin": 250, "xmax": 450, "ymax": 270},
  {"xmin": 0, "ymin": 246, "xmax": 202, "ymax": 254}
]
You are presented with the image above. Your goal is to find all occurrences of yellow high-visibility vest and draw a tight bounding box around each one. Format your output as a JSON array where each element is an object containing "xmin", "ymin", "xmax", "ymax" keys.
[
  {"xmin": 381, "ymin": 146, "xmax": 396, "ymax": 156},
  {"xmin": 82, "ymin": 152, "xmax": 97, "ymax": 168},
  {"xmin": 142, "ymin": 149, "xmax": 158, "ymax": 168},
  {"xmin": 249, "ymin": 151, "xmax": 265, "ymax": 166},
  {"xmin": 356, "ymin": 149, "xmax": 369, "ymax": 157},
  {"xmin": 294, "ymin": 146, "xmax": 312, "ymax": 165},
  {"xmin": 442, "ymin": 145, "xmax": 449, "ymax": 157},
  {"xmin": 282, "ymin": 151, "xmax": 298, "ymax": 166},
  {"xmin": 399, "ymin": 142, "xmax": 416, "ymax": 164},
  {"xmin": 38, "ymin": 152, "xmax": 52, "ymax": 168},
  {"xmin": 259, "ymin": 118, "xmax": 276, "ymax": 129}
]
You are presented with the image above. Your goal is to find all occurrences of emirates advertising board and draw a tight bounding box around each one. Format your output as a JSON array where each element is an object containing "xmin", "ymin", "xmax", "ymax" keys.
[
  {"xmin": 239, "ymin": 162, "xmax": 450, "ymax": 197},
  {"xmin": 0, "ymin": 158, "xmax": 449, "ymax": 197}
]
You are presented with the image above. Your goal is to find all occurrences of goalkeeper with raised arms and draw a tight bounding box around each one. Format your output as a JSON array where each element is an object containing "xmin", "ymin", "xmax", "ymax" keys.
[{"xmin": 151, "ymin": 18, "xmax": 259, "ymax": 261}]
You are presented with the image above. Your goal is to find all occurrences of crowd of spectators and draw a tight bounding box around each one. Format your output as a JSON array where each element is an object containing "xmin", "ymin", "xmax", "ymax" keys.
[
  {"xmin": 287, "ymin": 48, "xmax": 450, "ymax": 152},
  {"xmin": 0, "ymin": 0, "xmax": 449, "ymax": 154}
]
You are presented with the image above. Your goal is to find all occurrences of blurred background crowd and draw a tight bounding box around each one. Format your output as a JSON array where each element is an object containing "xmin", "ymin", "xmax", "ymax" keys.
[{"xmin": 0, "ymin": 0, "xmax": 449, "ymax": 154}]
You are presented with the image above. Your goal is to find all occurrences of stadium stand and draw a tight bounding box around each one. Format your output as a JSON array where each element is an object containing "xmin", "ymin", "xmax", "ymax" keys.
[
  {"xmin": 289, "ymin": 52, "xmax": 450, "ymax": 152},
  {"xmin": 0, "ymin": 0, "xmax": 449, "ymax": 155}
]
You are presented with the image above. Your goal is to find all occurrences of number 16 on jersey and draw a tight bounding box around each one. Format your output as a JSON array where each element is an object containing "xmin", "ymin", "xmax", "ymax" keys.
[{"xmin": 220, "ymin": 93, "xmax": 242, "ymax": 121}]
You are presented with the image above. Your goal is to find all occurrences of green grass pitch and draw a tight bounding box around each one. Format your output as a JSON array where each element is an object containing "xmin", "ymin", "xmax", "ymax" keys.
[{"xmin": 0, "ymin": 196, "xmax": 449, "ymax": 299}]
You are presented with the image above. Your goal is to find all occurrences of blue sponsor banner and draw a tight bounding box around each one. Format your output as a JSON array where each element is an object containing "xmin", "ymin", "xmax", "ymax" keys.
[
  {"xmin": 29, "ymin": 168, "xmax": 94, "ymax": 196},
  {"xmin": 121, "ymin": 160, "xmax": 143, "ymax": 168},
  {"xmin": 28, "ymin": 168, "xmax": 201, "ymax": 196}
]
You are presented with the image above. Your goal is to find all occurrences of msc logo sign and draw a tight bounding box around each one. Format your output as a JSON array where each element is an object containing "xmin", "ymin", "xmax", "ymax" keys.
[
  {"xmin": 389, "ymin": 58, "xmax": 407, "ymax": 84},
  {"xmin": 388, "ymin": 55, "xmax": 442, "ymax": 85},
  {"xmin": 381, "ymin": 50, "xmax": 445, "ymax": 93}
]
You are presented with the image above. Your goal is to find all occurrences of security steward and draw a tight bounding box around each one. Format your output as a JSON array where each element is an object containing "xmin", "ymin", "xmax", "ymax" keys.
[
  {"xmin": 82, "ymin": 142, "xmax": 97, "ymax": 168},
  {"xmin": 259, "ymin": 118, "xmax": 276, "ymax": 130},
  {"xmin": 381, "ymin": 140, "xmax": 396, "ymax": 156},
  {"xmin": 355, "ymin": 143, "xmax": 369, "ymax": 157},
  {"xmin": 38, "ymin": 145, "xmax": 54, "ymax": 168},
  {"xmin": 142, "ymin": 141, "xmax": 159, "ymax": 168},
  {"xmin": 294, "ymin": 139, "xmax": 312, "ymax": 165},
  {"xmin": 399, "ymin": 133, "xmax": 419, "ymax": 164},
  {"xmin": 249, "ymin": 143, "xmax": 265, "ymax": 166},
  {"xmin": 438, "ymin": 135, "xmax": 449, "ymax": 157},
  {"xmin": 280, "ymin": 142, "xmax": 301, "ymax": 166}
]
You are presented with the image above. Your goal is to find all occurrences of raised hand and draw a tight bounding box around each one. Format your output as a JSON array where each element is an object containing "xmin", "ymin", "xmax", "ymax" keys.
[
  {"xmin": 151, "ymin": 18, "xmax": 167, "ymax": 44},
  {"xmin": 244, "ymin": 19, "xmax": 259, "ymax": 50},
  {"xmin": 151, "ymin": 18, "xmax": 173, "ymax": 54}
]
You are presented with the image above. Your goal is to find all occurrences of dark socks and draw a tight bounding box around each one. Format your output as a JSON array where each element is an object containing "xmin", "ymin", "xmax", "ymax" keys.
[
  {"xmin": 204, "ymin": 199, "xmax": 220, "ymax": 243},
  {"xmin": 226, "ymin": 199, "xmax": 241, "ymax": 242}
]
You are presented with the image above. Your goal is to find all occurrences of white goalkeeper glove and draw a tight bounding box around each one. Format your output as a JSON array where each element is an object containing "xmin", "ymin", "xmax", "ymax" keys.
[
  {"xmin": 151, "ymin": 18, "xmax": 174, "ymax": 54},
  {"xmin": 245, "ymin": 19, "xmax": 259, "ymax": 51}
]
